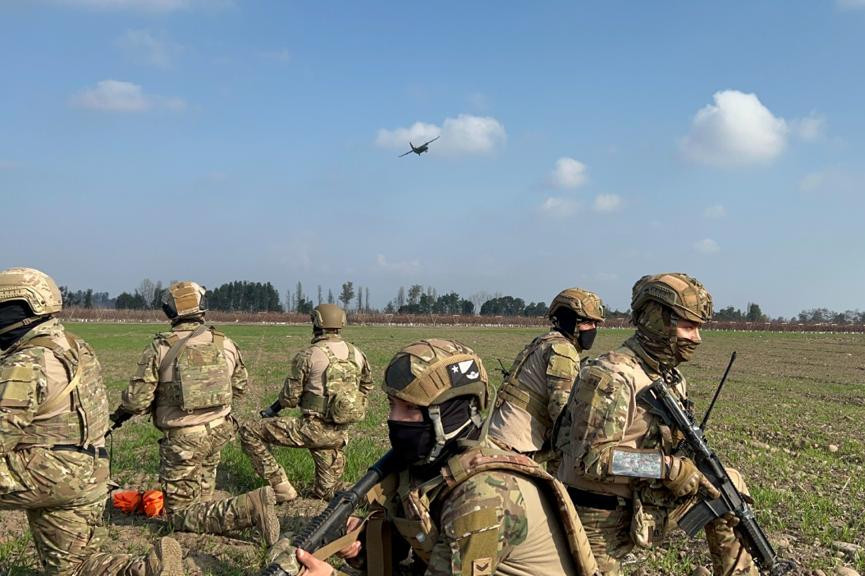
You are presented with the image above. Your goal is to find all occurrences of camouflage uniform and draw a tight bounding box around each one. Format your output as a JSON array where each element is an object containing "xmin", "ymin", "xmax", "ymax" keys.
[
  {"xmin": 556, "ymin": 273, "xmax": 757, "ymax": 576},
  {"xmin": 487, "ymin": 330, "xmax": 580, "ymax": 470},
  {"xmin": 0, "ymin": 317, "xmax": 180, "ymax": 575},
  {"xmin": 352, "ymin": 439, "xmax": 598, "ymax": 576},
  {"xmin": 240, "ymin": 332, "xmax": 373, "ymax": 500},
  {"xmin": 488, "ymin": 288, "xmax": 604, "ymax": 474},
  {"xmin": 118, "ymin": 298, "xmax": 278, "ymax": 543}
]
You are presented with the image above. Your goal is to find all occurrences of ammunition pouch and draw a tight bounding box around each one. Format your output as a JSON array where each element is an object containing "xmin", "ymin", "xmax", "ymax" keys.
[{"xmin": 299, "ymin": 391, "xmax": 327, "ymax": 414}]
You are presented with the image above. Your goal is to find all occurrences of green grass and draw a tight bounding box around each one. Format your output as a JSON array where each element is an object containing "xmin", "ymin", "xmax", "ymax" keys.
[{"xmin": 1, "ymin": 324, "xmax": 862, "ymax": 574}]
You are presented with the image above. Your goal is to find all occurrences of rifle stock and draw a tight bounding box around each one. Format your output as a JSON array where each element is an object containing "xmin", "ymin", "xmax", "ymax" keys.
[
  {"xmin": 261, "ymin": 450, "xmax": 399, "ymax": 576},
  {"xmin": 638, "ymin": 376, "xmax": 795, "ymax": 576}
]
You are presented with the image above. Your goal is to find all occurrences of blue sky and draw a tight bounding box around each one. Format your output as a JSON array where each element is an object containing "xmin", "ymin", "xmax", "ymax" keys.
[{"xmin": 2, "ymin": 1, "xmax": 863, "ymax": 317}]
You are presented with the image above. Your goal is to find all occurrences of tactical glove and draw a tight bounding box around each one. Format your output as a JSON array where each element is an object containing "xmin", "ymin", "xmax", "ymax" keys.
[
  {"xmin": 260, "ymin": 400, "xmax": 283, "ymax": 419},
  {"xmin": 663, "ymin": 456, "xmax": 719, "ymax": 499},
  {"xmin": 109, "ymin": 408, "xmax": 133, "ymax": 430}
]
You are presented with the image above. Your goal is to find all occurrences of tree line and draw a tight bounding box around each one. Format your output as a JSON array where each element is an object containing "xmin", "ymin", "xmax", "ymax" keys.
[{"xmin": 58, "ymin": 278, "xmax": 862, "ymax": 324}]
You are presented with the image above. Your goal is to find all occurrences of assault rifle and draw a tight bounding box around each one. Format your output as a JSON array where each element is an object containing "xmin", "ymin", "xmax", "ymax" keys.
[
  {"xmin": 496, "ymin": 358, "xmax": 510, "ymax": 380},
  {"xmin": 261, "ymin": 450, "xmax": 398, "ymax": 576},
  {"xmin": 637, "ymin": 372, "xmax": 795, "ymax": 576}
]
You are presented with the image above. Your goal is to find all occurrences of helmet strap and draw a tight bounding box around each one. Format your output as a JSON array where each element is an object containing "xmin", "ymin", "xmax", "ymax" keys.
[
  {"xmin": 425, "ymin": 404, "xmax": 477, "ymax": 463},
  {"xmin": 0, "ymin": 316, "xmax": 37, "ymax": 336}
]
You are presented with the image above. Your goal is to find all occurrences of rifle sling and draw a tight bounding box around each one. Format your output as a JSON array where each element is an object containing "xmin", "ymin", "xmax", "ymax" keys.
[
  {"xmin": 158, "ymin": 324, "xmax": 210, "ymax": 375},
  {"xmin": 310, "ymin": 522, "xmax": 366, "ymax": 563}
]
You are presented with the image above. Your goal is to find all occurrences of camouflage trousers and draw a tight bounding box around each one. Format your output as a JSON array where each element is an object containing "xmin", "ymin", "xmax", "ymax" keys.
[
  {"xmin": 576, "ymin": 468, "xmax": 757, "ymax": 576},
  {"xmin": 0, "ymin": 448, "xmax": 150, "ymax": 576},
  {"xmin": 239, "ymin": 414, "xmax": 348, "ymax": 499},
  {"xmin": 159, "ymin": 417, "xmax": 259, "ymax": 534}
]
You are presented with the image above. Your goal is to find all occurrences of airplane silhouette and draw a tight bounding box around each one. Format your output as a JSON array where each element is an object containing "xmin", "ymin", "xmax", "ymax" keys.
[{"xmin": 399, "ymin": 136, "xmax": 440, "ymax": 157}]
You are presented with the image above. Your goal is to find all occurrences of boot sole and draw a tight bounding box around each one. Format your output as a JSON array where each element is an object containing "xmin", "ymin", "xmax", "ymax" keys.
[
  {"xmin": 257, "ymin": 486, "xmax": 281, "ymax": 546},
  {"xmin": 153, "ymin": 537, "xmax": 184, "ymax": 576}
]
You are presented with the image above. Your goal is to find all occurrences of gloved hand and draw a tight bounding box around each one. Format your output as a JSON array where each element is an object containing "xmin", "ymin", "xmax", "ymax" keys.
[
  {"xmin": 663, "ymin": 456, "xmax": 720, "ymax": 499},
  {"xmin": 109, "ymin": 409, "xmax": 133, "ymax": 430},
  {"xmin": 260, "ymin": 400, "xmax": 282, "ymax": 419}
]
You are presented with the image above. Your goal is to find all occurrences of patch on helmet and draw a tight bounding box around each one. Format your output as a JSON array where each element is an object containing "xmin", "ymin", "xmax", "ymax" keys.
[{"xmin": 448, "ymin": 359, "xmax": 481, "ymax": 387}]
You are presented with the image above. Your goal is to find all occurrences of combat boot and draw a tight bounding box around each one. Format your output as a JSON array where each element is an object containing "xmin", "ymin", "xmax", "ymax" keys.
[
  {"xmin": 245, "ymin": 486, "xmax": 281, "ymax": 546},
  {"xmin": 144, "ymin": 536, "xmax": 184, "ymax": 576},
  {"xmin": 273, "ymin": 480, "xmax": 298, "ymax": 503}
]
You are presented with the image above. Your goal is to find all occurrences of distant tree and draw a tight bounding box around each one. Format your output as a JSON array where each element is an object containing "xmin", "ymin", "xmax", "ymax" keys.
[
  {"xmin": 523, "ymin": 301, "xmax": 547, "ymax": 317},
  {"xmin": 285, "ymin": 290, "xmax": 292, "ymax": 312},
  {"xmin": 460, "ymin": 299, "xmax": 475, "ymax": 315},
  {"xmin": 116, "ymin": 291, "xmax": 147, "ymax": 309},
  {"xmin": 317, "ymin": 285, "xmax": 323, "ymax": 306},
  {"xmin": 356, "ymin": 285, "xmax": 363, "ymax": 311},
  {"xmin": 83, "ymin": 289, "xmax": 93, "ymax": 309},
  {"xmin": 138, "ymin": 279, "xmax": 156, "ymax": 310},
  {"xmin": 327, "ymin": 289, "xmax": 335, "ymax": 305},
  {"xmin": 408, "ymin": 284, "xmax": 423, "ymax": 306},
  {"xmin": 206, "ymin": 281, "xmax": 282, "ymax": 312},
  {"xmin": 151, "ymin": 281, "xmax": 164, "ymax": 309},
  {"xmin": 397, "ymin": 286, "xmax": 406, "ymax": 308},
  {"xmin": 364, "ymin": 287, "xmax": 370, "ymax": 312},
  {"xmin": 480, "ymin": 296, "xmax": 526, "ymax": 316},
  {"xmin": 745, "ymin": 303, "xmax": 766, "ymax": 322},
  {"xmin": 384, "ymin": 301, "xmax": 395, "ymax": 313},
  {"xmin": 340, "ymin": 282, "xmax": 355, "ymax": 309},
  {"xmin": 715, "ymin": 306, "xmax": 744, "ymax": 322}
]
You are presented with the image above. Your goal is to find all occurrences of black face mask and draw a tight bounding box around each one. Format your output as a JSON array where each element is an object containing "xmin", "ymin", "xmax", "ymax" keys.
[
  {"xmin": 0, "ymin": 302, "xmax": 46, "ymax": 350},
  {"xmin": 577, "ymin": 328, "xmax": 597, "ymax": 351},
  {"xmin": 387, "ymin": 419, "xmax": 435, "ymax": 468}
]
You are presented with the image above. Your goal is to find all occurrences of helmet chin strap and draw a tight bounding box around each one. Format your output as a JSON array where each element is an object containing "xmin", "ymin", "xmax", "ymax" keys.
[
  {"xmin": 425, "ymin": 401, "xmax": 483, "ymax": 463},
  {"xmin": 0, "ymin": 316, "xmax": 37, "ymax": 336}
]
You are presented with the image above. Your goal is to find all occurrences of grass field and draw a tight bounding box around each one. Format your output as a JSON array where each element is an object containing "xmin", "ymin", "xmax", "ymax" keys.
[{"xmin": 1, "ymin": 323, "xmax": 863, "ymax": 575}]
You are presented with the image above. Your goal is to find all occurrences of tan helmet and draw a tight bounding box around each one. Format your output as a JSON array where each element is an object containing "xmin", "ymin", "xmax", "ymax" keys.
[
  {"xmin": 311, "ymin": 304, "xmax": 346, "ymax": 330},
  {"xmin": 631, "ymin": 273, "xmax": 713, "ymax": 323},
  {"xmin": 548, "ymin": 287, "xmax": 606, "ymax": 323},
  {"xmin": 0, "ymin": 267, "xmax": 63, "ymax": 316},
  {"xmin": 383, "ymin": 338, "xmax": 489, "ymax": 411},
  {"xmin": 163, "ymin": 281, "xmax": 206, "ymax": 318}
]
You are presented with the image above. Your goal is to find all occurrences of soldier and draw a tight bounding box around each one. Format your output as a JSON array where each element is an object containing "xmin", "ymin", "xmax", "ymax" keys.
[
  {"xmin": 273, "ymin": 338, "xmax": 600, "ymax": 576},
  {"xmin": 556, "ymin": 273, "xmax": 758, "ymax": 576},
  {"xmin": 0, "ymin": 267, "xmax": 183, "ymax": 576},
  {"xmin": 110, "ymin": 281, "xmax": 279, "ymax": 545},
  {"xmin": 488, "ymin": 287, "xmax": 604, "ymax": 472},
  {"xmin": 240, "ymin": 303, "xmax": 372, "ymax": 502}
]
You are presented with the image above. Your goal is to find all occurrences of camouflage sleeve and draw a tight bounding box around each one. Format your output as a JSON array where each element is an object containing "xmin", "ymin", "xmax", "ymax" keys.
[
  {"xmin": 358, "ymin": 349, "xmax": 374, "ymax": 396},
  {"xmin": 572, "ymin": 365, "xmax": 633, "ymax": 481},
  {"xmin": 545, "ymin": 342, "xmax": 580, "ymax": 426},
  {"xmin": 228, "ymin": 340, "xmax": 248, "ymax": 398},
  {"xmin": 0, "ymin": 351, "xmax": 45, "ymax": 454},
  {"xmin": 120, "ymin": 342, "xmax": 160, "ymax": 415},
  {"xmin": 428, "ymin": 471, "xmax": 527, "ymax": 576},
  {"xmin": 278, "ymin": 349, "xmax": 309, "ymax": 409}
]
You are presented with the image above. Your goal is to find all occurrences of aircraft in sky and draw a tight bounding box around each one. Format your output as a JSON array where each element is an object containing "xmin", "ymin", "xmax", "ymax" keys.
[{"xmin": 399, "ymin": 136, "xmax": 440, "ymax": 157}]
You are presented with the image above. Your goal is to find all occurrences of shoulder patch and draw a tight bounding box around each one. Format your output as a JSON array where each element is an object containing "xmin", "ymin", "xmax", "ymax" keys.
[
  {"xmin": 550, "ymin": 340, "xmax": 579, "ymax": 361},
  {"xmin": 547, "ymin": 342, "xmax": 579, "ymax": 380}
]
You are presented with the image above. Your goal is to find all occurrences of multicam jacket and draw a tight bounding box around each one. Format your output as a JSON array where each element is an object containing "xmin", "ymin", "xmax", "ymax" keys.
[
  {"xmin": 363, "ymin": 440, "xmax": 598, "ymax": 576},
  {"xmin": 120, "ymin": 320, "xmax": 247, "ymax": 429},
  {"xmin": 556, "ymin": 335, "xmax": 688, "ymax": 499},
  {"xmin": 488, "ymin": 330, "xmax": 581, "ymax": 454}
]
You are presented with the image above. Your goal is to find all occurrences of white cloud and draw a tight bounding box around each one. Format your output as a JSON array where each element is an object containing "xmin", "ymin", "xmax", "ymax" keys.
[
  {"xmin": 550, "ymin": 157, "xmax": 587, "ymax": 189},
  {"xmin": 792, "ymin": 112, "xmax": 826, "ymax": 142},
  {"xmin": 376, "ymin": 114, "xmax": 505, "ymax": 155},
  {"xmin": 71, "ymin": 80, "xmax": 186, "ymax": 112},
  {"xmin": 119, "ymin": 30, "xmax": 182, "ymax": 68},
  {"xmin": 55, "ymin": 0, "xmax": 218, "ymax": 11},
  {"xmin": 593, "ymin": 194, "xmax": 622, "ymax": 213},
  {"xmin": 694, "ymin": 238, "xmax": 720, "ymax": 255},
  {"xmin": 376, "ymin": 254, "xmax": 421, "ymax": 275},
  {"xmin": 681, "ymin": 90, "xmax": 788, "ymax": 166},
  {"xmin": 704, "ymin": 204, "xmax": 726, "ymax": 219},
  {"xmin": 539, "ymin": 196, "xmax": 580, "ymax": 217}
]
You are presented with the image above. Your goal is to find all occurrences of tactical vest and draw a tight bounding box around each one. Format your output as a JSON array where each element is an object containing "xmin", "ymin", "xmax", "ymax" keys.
[
  {"xmin": 496, "ymin": 333, "xmax": 576, "ymax": 428},
  {"xmin": 12, "ymin": 332, "xmax": 109, "ymax": 448},
  {"xmin": 155, "ymin": 326, "xmax": 233, "ymax": 412},
  {"xmin": 313, "ymin": 341, "xmax": 366, "ymax": 424},
  {"xmin": 367, "ymin": 445, "xmax": 599, "ymax": 576}
]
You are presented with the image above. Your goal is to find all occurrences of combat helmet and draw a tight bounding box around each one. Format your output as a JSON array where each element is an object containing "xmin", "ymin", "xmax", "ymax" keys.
[
  {"xmin": 384, "ymin": 338, "xmax": 488, "ymax": 462},
  {"xmin": 549, "ymin": 287, "xmax": 606, "ymax": 324},
  {"xmin": 0, "ymin": 267, "xmax": 63, "ymax": 317},
  {"xmin": 162, "ymin": 281, "xmax": 207, "ymax": 320},
  {"xmin": 630, "ymin": 273, "xmax": 712, "ymax": 368},
  {"xmin": 311, "ymin": 304, "xmax": 346, "ymax": 331},
  {"xmin": 631, "ymin": 273, "xmax": 712, "ymax": 324}
]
